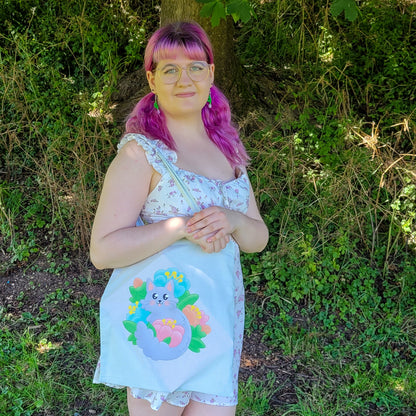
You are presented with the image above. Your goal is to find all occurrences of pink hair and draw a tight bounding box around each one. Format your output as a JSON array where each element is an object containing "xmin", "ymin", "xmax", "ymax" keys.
[{"xmin": 125, "ymin": 21, "xmax": 249, "ymax": 168}]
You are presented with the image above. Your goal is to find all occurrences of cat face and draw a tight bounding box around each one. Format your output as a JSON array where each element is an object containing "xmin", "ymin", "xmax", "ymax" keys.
[{"xmin": 146, "ymin": 279, "xmax": 176, "ymax": 307}]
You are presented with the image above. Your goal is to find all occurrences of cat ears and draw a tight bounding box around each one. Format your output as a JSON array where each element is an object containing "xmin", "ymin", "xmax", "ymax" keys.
[
  {"xmin": 146, "ymin": 279, "xmax": 155, "ymax": 291},
  {"xmin": 146, "ymin": 279, "xmax": 173, "ymax": 292}
]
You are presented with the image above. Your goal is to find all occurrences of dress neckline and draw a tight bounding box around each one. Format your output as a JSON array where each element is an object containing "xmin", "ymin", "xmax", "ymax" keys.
[
  {"xmin": 129, "ymin": 134, "xmax": 246, "ymax": 185},
  {"xmin": 173, "ymin": 164, "xmax": 246, "ymax": 185}
]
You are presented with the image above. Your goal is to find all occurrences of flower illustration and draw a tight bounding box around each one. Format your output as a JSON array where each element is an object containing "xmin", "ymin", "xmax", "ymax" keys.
[
  {"xmin": 183, "ymin": 305, "xmax": 211, "ymax": 334},
  {"xmin": 153, "ymin": 268, "xmax": 190, "ymax": 298},
  {"xmin": 125, "ymin": 268, "xmax": 211, "ymax": 354},
  {"xmin": 133, "ymin": 278, "xmax": 143, "ymax": 288},
  {"xmin": 128, "ymin": 301, "xmax": 140, "ymax": 315},
  {"xmin": 152, "ymin": 319, "xmax": 185, "ymax": 348}
]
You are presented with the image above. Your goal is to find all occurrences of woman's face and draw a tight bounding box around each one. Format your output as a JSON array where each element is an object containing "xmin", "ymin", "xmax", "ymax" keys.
[{"xmin": 146, "ymin": 49, "xmax": 214, "ymax": 119}]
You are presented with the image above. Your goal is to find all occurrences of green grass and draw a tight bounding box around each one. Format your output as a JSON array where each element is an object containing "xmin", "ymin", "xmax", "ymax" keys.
[
  {"xmin": 1, "ymin": 0, "xmax": 416, "ymax": 415},
  {"xmin": 249, "ymin": 297, "xmax": 416, "ymax": 415},
  {"xmin": 0, "ymin": 286, "xmax": 127, "ymax": 415},
  {"xmin": 2, "ymin": 276, "xmax": 415, "ymax": 415}
]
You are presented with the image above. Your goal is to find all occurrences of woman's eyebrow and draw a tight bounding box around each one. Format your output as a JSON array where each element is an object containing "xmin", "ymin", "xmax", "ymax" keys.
[{"xmin": 159, "ymin": 63, "xmax": 177, "ymax": 69}]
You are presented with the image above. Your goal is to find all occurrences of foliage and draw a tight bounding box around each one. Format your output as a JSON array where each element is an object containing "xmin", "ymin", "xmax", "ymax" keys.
[
  {"xmin": 0, "ymin": 0, "xmax": 155, "ymax": 260},
  {"xmin": 331, "ymin": 0, "xmax": 359, "ymax": 21},
  {"xmin": 241, "ymin": 115, "xmax": 416, "ymax": 414},
  {"xmin": 195, "ymin": 0, "xmax": 360, "ymax": 27},
  {"xmin": 236, "ymin": 3, "xmax": 416, "ymax": 413},
  {"xmin": 1, "ymin": 0, "xmax": 416, "ymax": 415},
  {"xmin": 196, "ymin": 0, "xmax": 253, "ymax": 26}
]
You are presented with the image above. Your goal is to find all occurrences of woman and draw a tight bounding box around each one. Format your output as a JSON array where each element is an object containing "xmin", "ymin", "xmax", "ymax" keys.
[{"xmin": 90, "ymin": 21, "xmax": 268, "ymax": 416}]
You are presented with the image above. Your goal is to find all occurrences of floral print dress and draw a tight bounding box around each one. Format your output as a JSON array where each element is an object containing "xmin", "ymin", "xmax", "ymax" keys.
[{"xmin": 94, "ymin": 133, "xmax": 250, "ymax": 410}]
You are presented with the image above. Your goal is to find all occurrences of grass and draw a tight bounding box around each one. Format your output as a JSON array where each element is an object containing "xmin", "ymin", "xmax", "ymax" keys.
[
  {"xmin": 2, "ymin": 275, "xmax": 415, "ymax": 415},
  {"xmin": 0, "ymin": 281, "xmax": 127, "ymax": 416},
  {"xmin": 1, "ymin": 0, "xmax": 416, "ymax": 415}
]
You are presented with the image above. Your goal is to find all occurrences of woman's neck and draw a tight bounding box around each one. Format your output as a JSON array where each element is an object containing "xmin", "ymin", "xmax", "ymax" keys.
[{"xmin": 165, "ymin": 114, "xmax": 208, "ymax": 144}]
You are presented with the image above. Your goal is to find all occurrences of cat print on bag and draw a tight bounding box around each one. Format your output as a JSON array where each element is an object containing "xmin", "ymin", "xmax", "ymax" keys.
[
  {"xmin": 123, "ymin": 268, "xmax": 212, "ymax": 361},
  {"xmin": 136, "ymin": 280, "xmax": 192, "ymax": 360}
]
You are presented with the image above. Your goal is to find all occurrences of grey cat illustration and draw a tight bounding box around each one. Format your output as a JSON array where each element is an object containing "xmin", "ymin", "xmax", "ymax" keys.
[{"xmin": 135, "ymin": 279, "xmax": 192, "ymax": 360}]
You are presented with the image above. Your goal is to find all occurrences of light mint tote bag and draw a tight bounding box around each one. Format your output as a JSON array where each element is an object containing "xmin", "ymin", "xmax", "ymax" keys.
[{"xmin": 95, "ymin": 139, "xmax": 236, "ymax": 396}]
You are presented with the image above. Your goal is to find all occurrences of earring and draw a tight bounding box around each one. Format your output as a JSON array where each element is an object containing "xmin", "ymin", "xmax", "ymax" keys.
[
  {"xmin": 153, "ymin": 94, "xmax": 160, "ymax": 114},
  {"xmin": 207, "ymin": 90, "xmax": 212, "ymax": 109}
]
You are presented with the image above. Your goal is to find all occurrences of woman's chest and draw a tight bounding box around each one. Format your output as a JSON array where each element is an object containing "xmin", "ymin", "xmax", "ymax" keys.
[
  {"xmin": 174, "ymin": 140, "xmax": 236, "ymax": 182},
  {"xmin": 142, "ymin": 170, "xmax": 250, "ymax": 221}
]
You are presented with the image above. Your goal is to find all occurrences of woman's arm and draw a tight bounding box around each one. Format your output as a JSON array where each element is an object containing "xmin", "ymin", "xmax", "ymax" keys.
[
  {"xmin": 229, "ymin": 183, "xmax": 269, "ymax": 252},
  {"xmin": 186, "ymin": 176, "xmax": 269, "ymax": 254},
  {"xmin": 90, "ymin": 140, "xmax": 189, "ymax": 269}
]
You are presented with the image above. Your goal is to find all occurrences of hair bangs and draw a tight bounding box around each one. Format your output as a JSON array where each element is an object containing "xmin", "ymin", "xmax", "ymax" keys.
[{"xmin": 152, "ymin": 41, "xmax": 208, "ymax": 68}]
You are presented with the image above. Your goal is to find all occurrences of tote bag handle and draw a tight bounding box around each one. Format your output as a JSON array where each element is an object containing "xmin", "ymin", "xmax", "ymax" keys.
[
  {"xmin": 134, "ymin": 135, "xmax": 200, "ymax": 226},
  {"xmin": 152, "ymin": 145, "xmax": 200, "ymax": 213}
]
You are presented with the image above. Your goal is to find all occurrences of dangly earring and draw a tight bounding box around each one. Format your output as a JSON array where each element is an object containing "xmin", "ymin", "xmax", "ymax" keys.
[
  {"xmin": 207, "ymin": 90, "xmax": 212, "ymax": 109},
  {"xmin": 153, "ymin": 93, "xmax": 160, "ymax": 114}
]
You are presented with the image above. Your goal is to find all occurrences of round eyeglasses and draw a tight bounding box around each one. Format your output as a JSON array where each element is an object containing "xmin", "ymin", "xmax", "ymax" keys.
[{"xmin": 155, "ymin": 61, "xmax": 210, "ymax": 84}]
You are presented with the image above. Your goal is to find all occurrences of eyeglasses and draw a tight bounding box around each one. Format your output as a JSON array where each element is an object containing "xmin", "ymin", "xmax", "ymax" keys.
[{"xmin": 154, "ymin": 61, "xmax": 210, "ymax": 84}]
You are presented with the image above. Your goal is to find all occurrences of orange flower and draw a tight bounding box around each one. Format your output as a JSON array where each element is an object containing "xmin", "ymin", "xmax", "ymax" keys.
[
  {"xmin": 183, "ymin": 305, "xmax": 211, "ymax": 334},
  {"xmin": 133, "ymin": 278, "xmax": 143, "ymax": 288}
]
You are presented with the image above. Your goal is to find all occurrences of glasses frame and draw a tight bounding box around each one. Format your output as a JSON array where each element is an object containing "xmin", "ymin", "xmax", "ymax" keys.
[{"xmin": 153, "ymin": 61, "xmax": 211, "ymax": 85}]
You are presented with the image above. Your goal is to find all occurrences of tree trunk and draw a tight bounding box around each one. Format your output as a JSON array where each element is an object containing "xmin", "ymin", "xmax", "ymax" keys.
[
  {"xmin": 160, "ymin": 0, "xmax": 242, "ymax": 105},
  {"xmin": 112, "ymin": 0, "xmax": 247, "ymax": 125}
]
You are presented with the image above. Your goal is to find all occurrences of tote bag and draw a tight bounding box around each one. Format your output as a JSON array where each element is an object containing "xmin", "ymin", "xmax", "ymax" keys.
[{"xmin": 95, "ymin": 140, "xmax": 237, "ymax": 396}]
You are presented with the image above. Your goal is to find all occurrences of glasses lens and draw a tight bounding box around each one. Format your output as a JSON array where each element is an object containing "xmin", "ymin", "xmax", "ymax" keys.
[
  {"xmin": 158, "ymin": 62, "xmax": 209, "ymax": 84},
  {"xmin": 187, "ymin": 62, "xmax": 209, "ymax": 82},
  {"xmin": 159, "ymin": 65, "xmax": 180, "ymax": 84}
]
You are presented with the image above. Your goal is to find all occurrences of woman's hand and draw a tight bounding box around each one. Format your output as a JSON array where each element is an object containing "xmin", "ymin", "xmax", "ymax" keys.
[
  {"xmin": 185, "ymin": 231, "xmax": 230, "ymax": 253},
  {"xmin": 185, "ymin": 206, "xmax": 235, "ymax": 253},
  {"xmin": 185, "ymin": 193, "xmax": 269, "ymax": 254}
]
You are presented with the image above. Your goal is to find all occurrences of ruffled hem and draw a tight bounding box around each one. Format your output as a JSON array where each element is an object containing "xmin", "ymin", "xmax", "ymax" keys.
[
  {"xmin": 93, "ymin": 361, "xmax": 237, "ymax": 410},
  {"xmin": 129, "ymin": 387, "xmax": 238, "ymax": 410},
  {"xmin": 129, "ymin": 388, "xmax": 191, "ymax": 410},
  {"xmin": 118, "ymin": 133, "xmax": 177, "ymax": 176}
]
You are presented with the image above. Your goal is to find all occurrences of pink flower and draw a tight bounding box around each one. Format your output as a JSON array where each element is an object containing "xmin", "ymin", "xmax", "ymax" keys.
[{"xmin": 152, "ymin": 319, "xmax": 185, "ymax": 348}]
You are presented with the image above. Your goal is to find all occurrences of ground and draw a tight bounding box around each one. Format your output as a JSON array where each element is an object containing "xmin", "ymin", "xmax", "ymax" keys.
[{"xmin": 0, "ymin": 250, "xmax": 299, "ymax": 410}]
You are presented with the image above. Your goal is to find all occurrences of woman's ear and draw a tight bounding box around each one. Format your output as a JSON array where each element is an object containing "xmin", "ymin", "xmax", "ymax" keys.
[
  {"xmin": 146, "ymin": 70, "xmax": 156, "ymax": 92},
  {"xmin": 209, "ymin": 64, "xmax": 215, "ymax": 84}
]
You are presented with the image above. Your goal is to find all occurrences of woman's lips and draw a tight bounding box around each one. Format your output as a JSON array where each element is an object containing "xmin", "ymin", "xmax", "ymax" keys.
[{"xmin": 175, "ymin": 92, "xmax": 195, "ymax": 98}]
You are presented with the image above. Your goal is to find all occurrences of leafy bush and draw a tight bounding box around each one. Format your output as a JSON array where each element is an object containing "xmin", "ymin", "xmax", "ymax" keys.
[
  {"xmin": 0, "ymin": 0, "xmax": 156, "ymax": 259},
  {"xmin": 243, "ymin": 114, "xmax": 416, "ymax": 318},
  {"xmin": 1, "ymin": 0, "xmax": 416, "ymax": 414}
]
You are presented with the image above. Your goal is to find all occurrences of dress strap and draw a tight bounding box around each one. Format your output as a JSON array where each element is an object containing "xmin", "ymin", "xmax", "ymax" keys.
[
  {"xmin": 151, "ymin": 144, "xmax": 199, "ymax": 212},
  {"xmin": 118, "ymin": 133, "xmax": 198, "ymax": 213}
]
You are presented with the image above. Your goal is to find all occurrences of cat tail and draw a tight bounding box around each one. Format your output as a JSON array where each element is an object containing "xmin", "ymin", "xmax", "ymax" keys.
[{"xmin": 135, "ymin": 321, "xmax": 191, "ymax": 361}]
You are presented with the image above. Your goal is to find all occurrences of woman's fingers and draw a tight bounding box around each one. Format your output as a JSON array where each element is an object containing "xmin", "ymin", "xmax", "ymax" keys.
[
  {"xmin": 185, "ymin": 229, "xmax": 230, "ymax": 253},
  {"xmin": 186, "ymin": 207, "xmax": 233, "ymax": 239}
]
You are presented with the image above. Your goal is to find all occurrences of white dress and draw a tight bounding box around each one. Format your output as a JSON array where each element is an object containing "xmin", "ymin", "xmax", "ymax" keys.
[{"xmin": 94, "ymin": 133, "xmax": 250, "ymax": 410}]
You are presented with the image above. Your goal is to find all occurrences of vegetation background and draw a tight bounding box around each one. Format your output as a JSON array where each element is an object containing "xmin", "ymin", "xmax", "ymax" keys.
[{"xmin": 1, "ymin": 0, "xmax": 415, "ymax": 415}]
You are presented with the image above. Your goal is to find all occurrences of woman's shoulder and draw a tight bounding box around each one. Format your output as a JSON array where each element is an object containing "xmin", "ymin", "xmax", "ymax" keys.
[
  {"xmin": 117, "ymin": 133, "xmax": 177, "ymax": 173},
  {"xmin": 118, "ymin": 133, "xmax": 154, "ymax": 153}
]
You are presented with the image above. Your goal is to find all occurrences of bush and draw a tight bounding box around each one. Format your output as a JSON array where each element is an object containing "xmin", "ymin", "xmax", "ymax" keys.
[{"xmin": 0, "ymin": 0, "xmax": 156, "ymax": 259}]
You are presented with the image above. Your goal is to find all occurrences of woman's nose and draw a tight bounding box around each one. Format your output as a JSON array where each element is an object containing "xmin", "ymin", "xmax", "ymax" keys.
[{"xmin": 177, "ymin": 67, "xmax": 192, "ymax": 84}]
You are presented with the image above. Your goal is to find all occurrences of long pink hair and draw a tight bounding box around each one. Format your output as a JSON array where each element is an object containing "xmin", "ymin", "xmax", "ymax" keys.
[{"xmin": 124, "ymin": 21, "xmax": 249, "ymax": 168}]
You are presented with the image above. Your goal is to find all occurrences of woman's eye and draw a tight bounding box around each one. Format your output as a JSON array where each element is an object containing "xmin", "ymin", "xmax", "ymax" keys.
[
  {"xmin": 190, "ymin": 64, "xmax": 204, "ymax": 72},
  {"xmin": 163, "ymin": 66, "xmax": 178, "ymax": 75}
]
